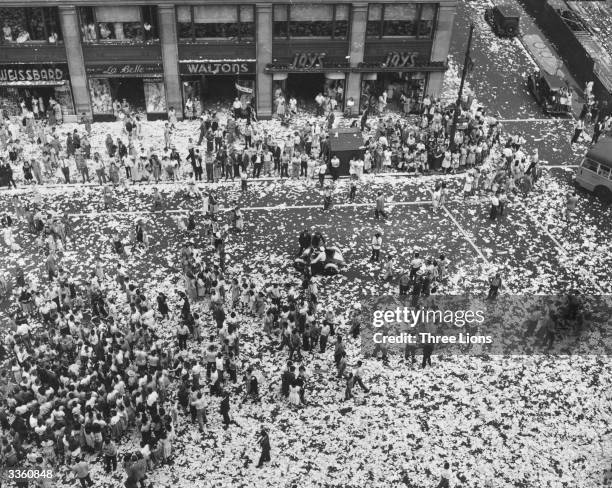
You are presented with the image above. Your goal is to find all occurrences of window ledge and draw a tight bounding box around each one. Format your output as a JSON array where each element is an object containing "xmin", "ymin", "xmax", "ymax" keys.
[{"xmin": 82, "ymin": 40, "xmax": 160, "ymax": 46}]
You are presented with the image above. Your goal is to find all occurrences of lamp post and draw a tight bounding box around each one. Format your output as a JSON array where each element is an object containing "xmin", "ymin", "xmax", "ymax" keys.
[{"xmin": 449, "ymin": 23, "xmax": 475, "ymax": 150}]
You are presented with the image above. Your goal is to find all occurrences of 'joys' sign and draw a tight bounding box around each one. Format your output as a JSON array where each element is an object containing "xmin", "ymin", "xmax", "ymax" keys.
[
  {"xmin": 290, "ymin": 53, "xmax": 326, "ymax": 69},
  {"xmin": 383, "ymin": 52, "xmax": 418, "ymax": 68}
]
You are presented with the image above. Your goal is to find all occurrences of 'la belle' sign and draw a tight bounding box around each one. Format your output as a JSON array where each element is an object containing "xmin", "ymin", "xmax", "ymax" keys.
[{"xmin": 86, "ymin": 64, "xmax": 163, "ymax": 76}]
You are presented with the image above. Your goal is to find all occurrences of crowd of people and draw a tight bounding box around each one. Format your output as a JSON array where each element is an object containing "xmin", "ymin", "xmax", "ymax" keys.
[
  {"xmin": 0, "ymin": 85, "xmax": 611, "ymax": 487},
  {"xmin": 1, "ymin": 82, "xmax": 611, "ymax": 192}
]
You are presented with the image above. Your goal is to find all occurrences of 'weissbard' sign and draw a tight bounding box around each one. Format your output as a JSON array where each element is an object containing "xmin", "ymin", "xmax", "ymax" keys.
[
  {"xmin": 0, "ymin": 64, "xmax": 68, "ymax": 83},
  {"xmin": 180, "ymin": 61, "xmax": 256, "ymax": 75}
]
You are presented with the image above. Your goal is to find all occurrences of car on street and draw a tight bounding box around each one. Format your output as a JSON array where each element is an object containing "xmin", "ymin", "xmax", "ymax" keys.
[
  {"xmin": 575, "ymin": 138, "xmax": 612, "ymax": 202},
  {"xmin": 526, "ymin": 71, "xmax": 573, "ymax": 116},
  {"xmin": 484, "ymin": 4, "xmax": 520, "ymax": 37}
]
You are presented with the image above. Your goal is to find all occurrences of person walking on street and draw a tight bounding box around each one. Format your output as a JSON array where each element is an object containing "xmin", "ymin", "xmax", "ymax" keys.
[
  {"xmin": 487, "ymin": 273, "xmax": 502, "ymax": 299},
  {"xmin": 436, "ymin": 461, "xmax": 454, "ymax": 488},
  {"xmin": 256, "ymin": 427, "xmax": 271, "ymax": 468},
  {"xmin": 566, "ymin": 191, "xmax": 579, "ymax": 222},
  {"xmin": 352, "ymin": 360, "xmax": 369, "ymax": 393},
  {"xmin": 571, "ymin": 118, "xmax": 585, "ymax": 145},
  {"xmin": 422, "ymin": 343, "xmax": 433, "ymax": 369},
  {"xmin": 371, "ymin": 231, "xmax": 382, "ymax": 262},
  {"xmin": 375, "ymin": 192, "xmax": 387, "ymax": 220},
  {"xmin": 103, "ymin": 437, "xmax": 118, "ymax": 473},
  {"xmin": 71, "ymin": 457, "xmax": 94, "ymax": 487},
  {"xmin": 489, "ymin": 192, "xmax": 499, "ymax": 221},
  {"xmin": 220, "ymin": 391, "xmax": 236, "ymax": 428}
]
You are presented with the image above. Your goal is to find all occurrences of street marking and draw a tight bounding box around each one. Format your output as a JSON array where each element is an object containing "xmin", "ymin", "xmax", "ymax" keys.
[
  {"xmin": 519, "ymin": 204, "xmax": 606, "ymax": 294},
  {"xmin": 497, "ymin": 118, "xmax": 572, "ymax": 123},
  {"xmin": 441, "ymin": 205, "xmax": 491, "ymax": 266},
  {"xmin": 65, "ymin": 200, "xmax": 433, "ymax": 218}
]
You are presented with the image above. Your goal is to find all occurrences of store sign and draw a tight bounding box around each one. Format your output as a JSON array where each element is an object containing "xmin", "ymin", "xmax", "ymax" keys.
[
  {"xmin": 86, "ymin": 64, "xmax": 163, "ymax": 76},
  {"xmin": 180, "ymin": 62, "xmax": 256, "ymax": 75},
  {"xmin": 383, "ymin": 52, "xmax": 419, "ymax": 68},
  {"xmin": 290, "ymin": 53, "xmax": 326, "ymax": 69},
  {"xmin": 0, "ymin": 65, "xmax": 67, "ymax": 83}
]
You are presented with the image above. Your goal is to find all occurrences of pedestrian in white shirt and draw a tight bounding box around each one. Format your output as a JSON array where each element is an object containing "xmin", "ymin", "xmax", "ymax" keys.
[{"xmin": 370, "ymin": 232, "xmax": 382, "ymax": 262}]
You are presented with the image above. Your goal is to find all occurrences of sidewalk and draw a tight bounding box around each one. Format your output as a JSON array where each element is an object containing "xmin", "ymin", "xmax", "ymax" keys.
[{"xmin": 515, "ymin": 3, "xmax": 584, "ymax": 116}]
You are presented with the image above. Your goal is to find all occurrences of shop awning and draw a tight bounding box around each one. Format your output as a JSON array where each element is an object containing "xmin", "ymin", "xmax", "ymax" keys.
[
  {"xmin": 264, "ymin": 62, "xmax": 350, "ymax": 74},
  {"xmin": 325, "ymin": 73, "xmax": 346, "ymax": 80},
  {"xmin": 0, "ymin": 80, "xmax": 66, "ymax": 86},
  {"xmin": 352, "ymin": 61, "xmax": 447, "ymax": 73}
]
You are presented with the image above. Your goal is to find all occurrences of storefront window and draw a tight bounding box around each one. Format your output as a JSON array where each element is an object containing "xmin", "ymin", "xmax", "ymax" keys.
[
  {"xmin": 367, "ymin": 3, "xmax": 435, "ymax": 39},
  {"xmin": 176, "ymin": 5, "xmax": 254, "ymax": 41},
  {"xmin": 78, "ymin": 6, "xmax": 158, "ymax": 43},
  {"xmin": 274, "ymin": 4, "xmax": 349, "ymax": 39},
  {"xmin": 361, "ymin": 72, "xmax": 426, "ymax": 113},
  {"xmin": 0, "ymin": 85, "xmax": 74, "ymax": 118},
  {"xmin": 0, "ymin": 7, "xmax": 62, "ymax": 43},
  {"xmin": 144, "ymin": 79, "xmax": 167, "ymax": 113}
]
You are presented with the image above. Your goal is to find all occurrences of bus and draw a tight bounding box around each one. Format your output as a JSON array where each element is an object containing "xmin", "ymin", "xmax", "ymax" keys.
[{"xmin": 575, "ymin": 138, "xmax": 612, "ymax": 202}]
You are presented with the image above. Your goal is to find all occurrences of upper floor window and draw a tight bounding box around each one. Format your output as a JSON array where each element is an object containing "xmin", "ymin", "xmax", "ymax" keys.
[
  {"xmin": 367, "ymin": 3, "xmax": 437, "ymax": 39},
  {"xmin": 0, "ymin": 7, "xmax": 62, "ymax": 44},
  {"xmin": 78, "ymin": 6, "xmax": 158, "ymax": 43},
  {"xmin": 177, "ymin": 5, "xmax": 254, "ymax": 41},
  {"xmin": 273, "ymin": 4, "xmax": 350, "ymax": 39}
]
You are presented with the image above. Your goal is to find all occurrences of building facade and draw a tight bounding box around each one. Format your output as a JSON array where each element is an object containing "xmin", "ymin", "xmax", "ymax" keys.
[{"xmin": 0, "ymin": 1, "xmax": 456, "ymax": 121}]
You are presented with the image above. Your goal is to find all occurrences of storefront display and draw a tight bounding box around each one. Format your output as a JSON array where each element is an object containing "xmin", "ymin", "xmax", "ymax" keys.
[
  {"xmin": 273, "ymin": 73, "xmax": 345, "ymax": 111},
  {"xmin": 143, "ymin": 79, "xmax": 167, "ymax": 114},
  {"xmin": 360, "ymin": 72, "xmax": 426, "ymax": 114},
  {"xmin": 179, "ymin": 60, "xmax": 255, "ymax": 116},
  {"xmin": 0, "ymin": 63, "xmax": 74, "ymax": 118},
  {"xmin": 87, "ymin": 63, "xmax": 165, "ymax": 121}
]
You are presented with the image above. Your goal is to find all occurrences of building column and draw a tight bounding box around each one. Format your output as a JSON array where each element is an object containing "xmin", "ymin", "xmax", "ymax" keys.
[
  {"xmin": 58, "ymin": 6, "xmax": 90, "ymax": 119},
  {"xmin": 346, "ymin": 4, "xmax": 368, "ymax": 113},
  {"xmin": 256, "ymin": 4, "xmax": 273, "ymax": 119},
  {"xmin": 428, "ymin": 5, "xmax": 456, "ymax": 97},
  {"xmin": 158, "ymin": 5, "xmax": 182, "ymax": 119}
]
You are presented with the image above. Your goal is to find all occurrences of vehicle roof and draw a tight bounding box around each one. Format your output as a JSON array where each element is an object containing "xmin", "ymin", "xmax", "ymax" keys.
[
  {"xmin": 494, "ymin": 4, "xmax": 521, "ymax": 17},
  {"xmin": 586, "ymin": 138, "xmax": 612, "ymax": 168},
  {"xmin": 540, "ymin": 71, "xmax": 565, "ymax": 91}
]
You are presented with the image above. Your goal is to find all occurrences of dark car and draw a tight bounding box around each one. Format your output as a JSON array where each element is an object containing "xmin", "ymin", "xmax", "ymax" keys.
[
  {"xmin": 526, "ymin": 71, "xmax": 573, "ymax": 116},
  {"xmin": 485, "ymin": 5, "xmax": 520, "ymax": 37}
]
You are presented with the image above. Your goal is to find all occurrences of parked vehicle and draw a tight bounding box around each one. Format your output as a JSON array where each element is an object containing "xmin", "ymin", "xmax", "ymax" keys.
[
  {"xmin": 484, "ymin": 5, "xmax": 520, "ymax": 37},
  {"xmin": 526, "ymin": 71, "xmax": 573, "ymax": 116},
  {"xmin": 575, "ymin": 138, "xmax": 612, "ymax": 202}
]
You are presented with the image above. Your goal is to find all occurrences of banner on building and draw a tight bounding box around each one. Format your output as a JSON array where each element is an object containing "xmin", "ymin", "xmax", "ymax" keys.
[{"xmin": 235, "ymin": 83, "xmax": 253, "ymax": 94}]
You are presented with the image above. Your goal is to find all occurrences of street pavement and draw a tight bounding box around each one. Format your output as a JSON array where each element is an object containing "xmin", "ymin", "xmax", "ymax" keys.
[{"xmin": 449, "ymin": 0, "xmax": 599, "ymax": 173}]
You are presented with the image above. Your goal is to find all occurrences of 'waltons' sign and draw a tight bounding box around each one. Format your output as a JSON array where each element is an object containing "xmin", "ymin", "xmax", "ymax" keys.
[
  {"xmin": 180, "ymin": 61, "xmax": 256, "ymax": 76},
  {"xmin": 0, "ymin": 64, "xmax": 68, "ymax": 84}
]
